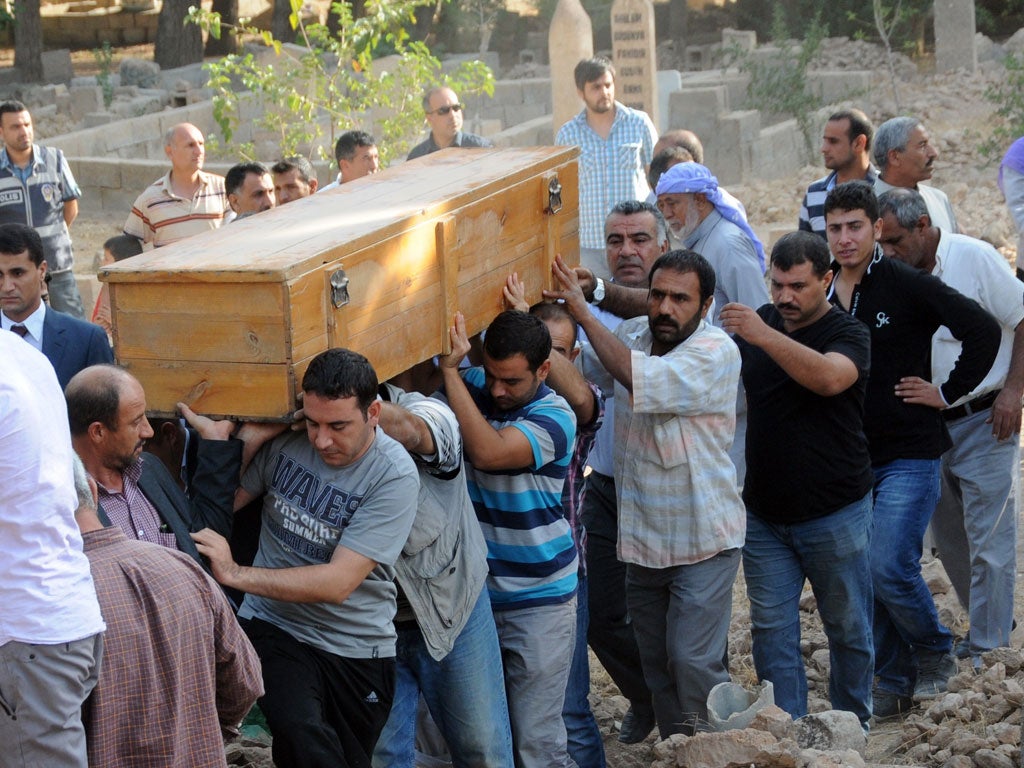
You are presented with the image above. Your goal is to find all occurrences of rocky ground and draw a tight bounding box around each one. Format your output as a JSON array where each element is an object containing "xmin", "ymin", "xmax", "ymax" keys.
[{"xmin": 41, "ymin": 33, "xmax": 1024, "ymax": 768}]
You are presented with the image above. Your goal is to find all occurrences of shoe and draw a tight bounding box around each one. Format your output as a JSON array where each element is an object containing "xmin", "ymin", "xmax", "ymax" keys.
[
  {"xmin": 913, "ymin": 651, "xmax": 958, "ymax": 701},
  {"xmin": 954, "ymin": 637, "xmax": 970, "ymax": 660},
  {"xmin": 873, "ymin": 689, "xmax": 914, "ymax": 721},
  {"xmin": 618, "ymin": 703, "xmax": 656, "ymax": 744}
]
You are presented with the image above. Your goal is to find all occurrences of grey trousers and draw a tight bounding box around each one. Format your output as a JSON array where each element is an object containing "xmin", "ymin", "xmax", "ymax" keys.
[
  {"xmin": 931, "ymin": 408, "xmax": 1019, "ymax": 657},
  {"xmin": 46, "ymin": 269, "xmax": 85, "ymax": 319},
  {"xmin": 494, "ymin": 598, "xmax": 578, "ymax": 768},
  {"xmin": 0, "ymin": 633, "xmax": 103, "ymax": 768},
  {"xmin": 627, "ymin": 549, "xmax": 740, "ymax": 737}
]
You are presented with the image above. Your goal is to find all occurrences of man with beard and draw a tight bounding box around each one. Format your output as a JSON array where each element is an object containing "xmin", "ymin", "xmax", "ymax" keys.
[
  {"xmin": 556, "ymin": 57, "xmax": 657, "ymax": 281},
  {"xmin": 66, "ymin": 365, "xmax": 242, "ymax": 569},
  {"xmin": 551, "ymin": 249, "xmax": 745, "ymax": 738}
]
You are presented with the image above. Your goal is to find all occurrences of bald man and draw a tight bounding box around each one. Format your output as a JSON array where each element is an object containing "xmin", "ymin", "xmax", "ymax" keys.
[{"xmin": 123, "ymin": 123, "xmax": 231, "ymax": 247}]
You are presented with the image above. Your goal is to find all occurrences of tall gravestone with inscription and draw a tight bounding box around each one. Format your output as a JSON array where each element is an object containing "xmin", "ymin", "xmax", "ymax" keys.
[
  {"xmin": 934, "ymin": 0, "xmax": 977, "ymax": 74},
  {"xmin": 610, "ymin": 0, "xmax": 658, "ymax": 129},
  {"xmin": 549, "ymin": 0, "xmax": 594, "ymax": 134}
]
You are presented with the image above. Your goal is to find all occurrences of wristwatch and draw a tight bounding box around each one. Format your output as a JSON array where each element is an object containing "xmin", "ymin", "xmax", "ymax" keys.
[{"xmin": 590, "ymin": 278, "xmax": 605, "ymax": 305}]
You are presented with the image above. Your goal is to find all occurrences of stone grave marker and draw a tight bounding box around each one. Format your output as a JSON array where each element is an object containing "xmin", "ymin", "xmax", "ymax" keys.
[
  {"xmin": 934, "ymin": 0, "xmax": 977, "ymax": 73},
  {"xmin": 549, "ymin": 0, "xmax": 594, "ymax": 133},
  {"xmin": 611, "ymin": 0, "xmax": 658, "ymax": 129}
]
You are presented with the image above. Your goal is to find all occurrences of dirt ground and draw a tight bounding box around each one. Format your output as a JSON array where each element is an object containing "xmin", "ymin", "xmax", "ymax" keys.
[{"xmin": 44, "ymin": 37, "xmax": 1024, "ymax": 768}]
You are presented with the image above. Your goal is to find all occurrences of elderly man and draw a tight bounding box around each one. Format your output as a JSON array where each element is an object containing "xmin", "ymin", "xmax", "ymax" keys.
[
  {"xmin": 124, "ymin": 123, "xmax": 230, "ymax": 246},
  {"xmin": 873, "ymin": 116, "xmax": 958, "ymax": 233},
  {"xmin": 72, "ymin": 454, "xmax": 264, "ymax": 768},
  {"xmin": 556, "ymin": 57, "xmax": 657, "ymax": 280},
  {"xmin": 65, "ymin": 365, "xmax": 241, "ymax": 567},
  {"xmin": 799, "ymin": 109, "xmax": 878, "ymax": 238},
  {"xmin": 226, "ymin": 161, "xmax": 275, "ymax": 218},
  {"xmin": 407, "ymin": 87, "xmax": 492, "ymax": 161},
  {"xmin": 1, "ymin": 223, "xmax": 111, "ymax": 388},
  {"xmin": 552, "ymin": 249, "xmax": 745, "ymax": 738},
  {"xmin": 320, "ymin": 131, "xmax": 380, "ymax": 192},
  {"xmin": 272, "ymin": 156, "xmax": 319, "ymax": 204},
  {"xmin": 878, "ymin": 187, "xmax": 1024, "ymax": 665},
  {"xmin": 0, "ymin": 100, "xmax": 84, "ymax": 316},
  {"xmin": 1, "ymin": 331, "xmax": 105, "ymax": 768}
]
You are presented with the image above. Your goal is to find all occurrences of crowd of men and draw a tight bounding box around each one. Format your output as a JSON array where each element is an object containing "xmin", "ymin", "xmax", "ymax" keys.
[{"xmin": 3, "ymin": 53, "xmax": 1024, "ymax": 768}]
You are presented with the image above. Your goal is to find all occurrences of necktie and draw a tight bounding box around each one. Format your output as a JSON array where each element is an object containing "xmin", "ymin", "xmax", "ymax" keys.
[{"xmin": 10, "ymin": 324, "xmax": 28, "ymax": 338}]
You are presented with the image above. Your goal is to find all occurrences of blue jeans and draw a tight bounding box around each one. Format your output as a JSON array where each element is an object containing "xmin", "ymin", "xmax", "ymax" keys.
[
  {"xmin": 743, "ymin": 494, "xmax": 874, "ymax": 727},
  {"xmin": 871, "ymin": 459, "xmax": 953, "ymax": 696},
  {"xmin": 562, "ymin": 575, "xmax": 605, "ymax": 768},
  {"xmin": 372, "ymin": 590, "xmax": 513, "ymax": 768}
]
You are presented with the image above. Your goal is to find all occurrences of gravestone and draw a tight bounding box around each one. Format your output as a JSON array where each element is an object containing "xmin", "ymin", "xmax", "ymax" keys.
[
  {"xmin": 549, "ymin": 0, "xmax": 593, "ymax": 133},
  {"xmin": 934, "ymin": 0, "xmax": 977, "ymax": 73},
  {"xmin": 610, "ymin": 0, "xmax": 658, "ymax": 128}
]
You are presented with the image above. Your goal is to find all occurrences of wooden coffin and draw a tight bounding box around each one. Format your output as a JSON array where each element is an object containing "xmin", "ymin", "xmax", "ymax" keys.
[{"xmin": 102, "ymin": 146, "xmax": 580, "ymax": 420}]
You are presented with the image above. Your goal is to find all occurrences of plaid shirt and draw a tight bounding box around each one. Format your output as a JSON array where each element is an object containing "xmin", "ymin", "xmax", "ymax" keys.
[
  {"xmin": 82, "ymin": 526, "xmax": 263, "ymax": 767},
  {"xmin": 556, "ymin": 102, "xmax": 657, "ymax": 248},
  {"xmin": 562, "ymin": 381, "xmax": 604, "ymax": 574},
  {"xmin": 97, "ymin": 455, "xmax": 179, "ymax": 550},
  {"xmin": 612, "ymin": 317, "xmax": 746, "ymax": 568}
]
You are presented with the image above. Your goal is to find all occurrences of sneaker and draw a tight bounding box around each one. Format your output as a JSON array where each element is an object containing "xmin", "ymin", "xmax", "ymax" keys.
[
  {"xmin": 618, "ymin": 703, "xmax": 656, "ymax": 744},
  {"xmin": 913, "ymin": 651, "xmax": 958, "ymax": 701},
  {"xmin": 873, "ymin": 689, "xmax": 914, "ymax": 721},
  {"xmin": 954, "ymin": 637, "xmax": 971, "ymax": 660}
]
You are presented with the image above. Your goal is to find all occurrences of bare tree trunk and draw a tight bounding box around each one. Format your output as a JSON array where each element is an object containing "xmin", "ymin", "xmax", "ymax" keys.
[
  {"xmin": 13, "ymin": 0, "xmax": 43, "ymax": 82},
  {"xmin": 204, "ymin": 0, "xmax": 238, "ymax": 56},
  {"xmin": 272, "ymin": 0, "xmax": 298, "ymax": 44},
  {"xmin": 155, "ymin": 0, "xmax": 203, "ymax": 68}
]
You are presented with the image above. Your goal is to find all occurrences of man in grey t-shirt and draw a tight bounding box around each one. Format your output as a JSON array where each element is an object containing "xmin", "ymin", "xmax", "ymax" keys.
[{"xmin": 193, "ymin": 348, "xmax": 419, "ymax": 768}]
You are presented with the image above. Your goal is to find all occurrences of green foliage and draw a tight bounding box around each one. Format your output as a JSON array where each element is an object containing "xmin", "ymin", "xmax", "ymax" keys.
[
  {"xmin": 187, "ymin": 0, "xmax": 495, "ymax": 163},
  {"xmin": 980, "ymin": 53, "xmax": 1024, "ymax": 160},
  {"xmin": 92, "ymin": 42, "xmax": 115, "ymax": 108},
  {"xmin": 732, "ymin": 6, "xmax": 827, "ymax": 162}
]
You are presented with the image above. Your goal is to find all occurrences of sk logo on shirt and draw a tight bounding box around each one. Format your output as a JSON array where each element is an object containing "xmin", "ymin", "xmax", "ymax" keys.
[{"xmin": 876, "ymin": 312, "xmax": 891, "ymax": 328}]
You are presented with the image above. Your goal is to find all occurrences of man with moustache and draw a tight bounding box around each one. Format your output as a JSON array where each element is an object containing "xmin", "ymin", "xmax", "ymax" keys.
[
  {"xmin": 272, "ymin": 156, "xmax": 319, "ymax": 204},
  {"xmin": 721, "ymin": 231, "xmax": 875, "ymax": 729},
  {"xmin": 407, "ymin": 86, "xmax": 492, "ymax": 161},
  {"xmin": 556, "ymin": 57, "xmax": 657, "ymax": 280},
  {"xmin": 551, "ymin": 249, "xmax": 745, "ymax": 738}
]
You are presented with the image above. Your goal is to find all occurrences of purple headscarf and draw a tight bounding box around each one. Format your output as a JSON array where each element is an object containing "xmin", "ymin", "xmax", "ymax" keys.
[
  {"xmin": 655, "ymin": 162, "xmax": 766, "ymax": 271},
  {"xmin": 999, "ymin": 136, "xmax": 1024, "ymax": 196}
]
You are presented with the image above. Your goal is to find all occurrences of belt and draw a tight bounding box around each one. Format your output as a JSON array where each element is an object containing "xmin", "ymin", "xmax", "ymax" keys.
[{"xmin": 942, "ymin": 389, "xmax": 1000, "ymax": 422}]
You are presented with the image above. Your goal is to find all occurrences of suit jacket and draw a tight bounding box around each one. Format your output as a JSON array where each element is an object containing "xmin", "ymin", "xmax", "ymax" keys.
[
  {"xmin": 98, "ymin": 437, "xmax": 242, "ymax": 571},
  {"xmin": 42, "ymin": 307, "xmax": 113, "ymax": 389}
]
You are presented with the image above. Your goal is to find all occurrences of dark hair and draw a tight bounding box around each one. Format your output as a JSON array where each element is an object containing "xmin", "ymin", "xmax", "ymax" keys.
[
  {"xmin": 649, "ymin": 249, "xmax": 716, "ymax": 306},
  {"xmin": 65, "ymin": 365, "xmax": 126, "ymax": 436},
  {"xmin": 824, "ymin": 180, "xmax": 879, "ymax": 223},
  {"xmin": 828, "ymin": 108, "xmax": 874, "ymax": 152},
  {"xmin": 574, "ymin": 57, "xmax": 615, "ymax": 91},
  {"xmin": 770, "ymin": 231, "xmax": 832, "ymax": 277},
  {"xmin": 271, "ymin": 156, "xmax": 315, "ymax": 185},
  {"xmin": 334, "ymin": 131, "xmax": 376, "ymax": 164},
  {"xmin": 530, "ymin": 301, "xmax": 578, "ymax": 350},
  {"xmin": 483, "ymin": 310, "xmax": 552, "ymax": 372},
  {"xmin": 648, "ymin": 147, "xmax": 693, "ymax": 190},
  {"xmin": 103, "ymin": 234, "xmax": 143, "ymax": 261},
  {"xmin": 0, "ymin": 100, "xmax": 27, "ymax": 120},
  {"xmin": 607, "ymin": 199, "xmax": 668, "ymax": 245},
  {"xmin": 301, "ymin": 348, "xmax": 378, "ymax": 416},
  {"xmin": 0, "ymin": 222, "xmax": 44, "ymax": 266},
  {"xmin": 225, "ymin": 162, "xmax": 270, "ymax": 197},
  {"xmin": 877, "ymin": 187, "xmax": 929, "ymax": 229}
]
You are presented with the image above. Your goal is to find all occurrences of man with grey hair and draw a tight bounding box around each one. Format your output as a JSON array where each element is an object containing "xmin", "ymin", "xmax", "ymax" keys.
[
  {"xmin": 124, "ymin": 123, "xmax": 230, "ymax": 246},
  {"xmin": 873, "ymin": 116, "xmax": 958, "ymax": 233},
  {"xmin": 407, "ymin": 86, "xmax": 492, "ymax": 161},
  {"xmin": 878, "ymin": 187, "xmax": 1024, "ymax": 666},
  {"xmin": 272, "ymin": 156, "xmax": 319, "ymax": 204}
]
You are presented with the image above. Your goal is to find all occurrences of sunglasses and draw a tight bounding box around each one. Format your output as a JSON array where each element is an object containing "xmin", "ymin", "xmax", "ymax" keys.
[{"xmin": 429, "ymin": 103, "xmax": 463, "ymax": 116}]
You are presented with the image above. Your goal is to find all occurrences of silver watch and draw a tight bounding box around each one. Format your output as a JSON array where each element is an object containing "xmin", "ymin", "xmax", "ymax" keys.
[{"xmin": 590, "ymin": 277, "xmax": 605, "ymax": 305}]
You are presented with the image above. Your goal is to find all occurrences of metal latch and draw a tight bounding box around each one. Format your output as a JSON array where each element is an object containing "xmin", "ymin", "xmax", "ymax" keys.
[
  {"xmin": 330, "ymin": 268, "xmax": 350, "ymax": 308},
  {"xmin": 545, "ymin": 175, "xmax": 562, "ymax": 215}
]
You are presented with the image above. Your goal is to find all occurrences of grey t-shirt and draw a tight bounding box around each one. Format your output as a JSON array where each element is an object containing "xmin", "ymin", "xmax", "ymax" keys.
[{"xmin": 239, "ymin": 429, "xmax": 419, "ymax": 658}]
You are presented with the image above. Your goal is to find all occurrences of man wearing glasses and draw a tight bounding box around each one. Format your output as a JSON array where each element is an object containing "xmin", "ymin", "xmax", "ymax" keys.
[{"xmin": 407, "ymin": 86, "xmax": 492, "ymax": 160}]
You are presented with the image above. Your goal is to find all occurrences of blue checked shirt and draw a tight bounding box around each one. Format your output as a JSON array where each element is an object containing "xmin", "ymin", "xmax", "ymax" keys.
[{"xmin": 556, "ymin": 102, "xmax": 657, "ymax": 249}]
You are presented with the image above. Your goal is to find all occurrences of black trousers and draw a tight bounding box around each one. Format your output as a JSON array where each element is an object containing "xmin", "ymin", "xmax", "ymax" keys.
[{"xmin": 243, "ymin": 618, "xmax": 395, "ymax": 768}]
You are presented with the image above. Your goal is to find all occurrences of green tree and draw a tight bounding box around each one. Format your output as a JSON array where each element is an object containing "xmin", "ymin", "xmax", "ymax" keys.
[{"xmin": 189, "ymin": 0, "xmax": 494, "ymax": 163}]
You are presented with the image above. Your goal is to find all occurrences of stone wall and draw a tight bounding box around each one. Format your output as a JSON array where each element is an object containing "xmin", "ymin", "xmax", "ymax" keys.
[{"xmin": 42, "ymin": 9, "xmax": 160, "ymax": 48}]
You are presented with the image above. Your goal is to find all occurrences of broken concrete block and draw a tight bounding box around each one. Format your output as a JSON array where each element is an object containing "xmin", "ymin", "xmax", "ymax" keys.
[{"xmin": 119, "ymin": 58, "xmax": 161, "ymax": 89}]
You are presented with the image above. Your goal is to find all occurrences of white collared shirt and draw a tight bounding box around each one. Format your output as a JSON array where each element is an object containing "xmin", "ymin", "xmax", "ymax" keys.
[{"xmin": 2, "ymin": 300, "xmax": 45, "ymax": 351}]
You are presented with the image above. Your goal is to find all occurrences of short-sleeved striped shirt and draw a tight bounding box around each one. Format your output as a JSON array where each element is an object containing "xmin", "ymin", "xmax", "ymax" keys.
[
  {"xmin": 798, "ymin": 167, "xmax": 878, "ymax": 238},
  {"xmin": 556, "ymin": 102, "xmax": 657, "ymax": 249},
  {"xmin": 124, "ymin": 170, "xmax": 229, "ymax": 247},
  {"xmin": 459, "ymin": 367, "xmax": 579, "ymax": 610}
]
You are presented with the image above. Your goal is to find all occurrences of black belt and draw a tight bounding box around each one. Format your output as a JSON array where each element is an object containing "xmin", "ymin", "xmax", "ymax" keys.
[{"xmin": 942, "ymin": 390, "xmax": 1000, "ymax": 422}]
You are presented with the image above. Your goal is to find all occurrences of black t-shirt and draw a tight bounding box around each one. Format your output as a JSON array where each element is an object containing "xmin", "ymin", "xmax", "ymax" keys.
[{"xmin": 738, "ymin": 304, "xmax": 873, "ymax": 524}]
